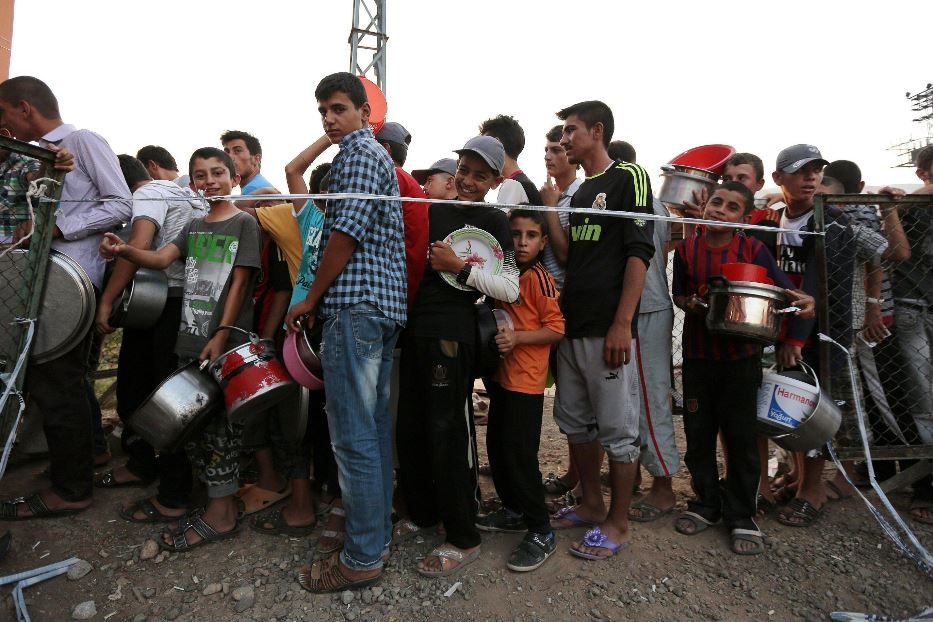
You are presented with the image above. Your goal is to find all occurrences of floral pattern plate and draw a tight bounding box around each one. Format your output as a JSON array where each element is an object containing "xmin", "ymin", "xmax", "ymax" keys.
[{"xmin": 440, "ymin": 226, "xmax": 504, "ymax": 291}]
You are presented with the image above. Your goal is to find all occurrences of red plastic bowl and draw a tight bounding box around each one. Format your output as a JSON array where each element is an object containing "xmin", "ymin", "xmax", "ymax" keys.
[
  {"xmin": 668, "ymin": 144, "xmax": 735, "ymax": 175},
  {"xmin": 358, "ymin": 76, "xmax": 387, "ymax": 135},
  {"xmin": 722, "ymin": 262, "xmax": 768, "ymax": 283}
]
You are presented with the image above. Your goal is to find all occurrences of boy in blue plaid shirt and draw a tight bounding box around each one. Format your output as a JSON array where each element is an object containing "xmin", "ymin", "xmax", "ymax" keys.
[{"xmin": 285, "ymin": 72, "xmax": 407, "ymax": 594}]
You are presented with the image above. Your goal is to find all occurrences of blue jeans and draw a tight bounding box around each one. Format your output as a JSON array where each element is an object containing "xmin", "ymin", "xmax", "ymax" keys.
[
  {"xmin": 893, "ymin": 303, "xmax": 933, "ymax": 444},
  {"xmin": 319, "ymin": 302, "xmax": 400, "ymax": 570}
]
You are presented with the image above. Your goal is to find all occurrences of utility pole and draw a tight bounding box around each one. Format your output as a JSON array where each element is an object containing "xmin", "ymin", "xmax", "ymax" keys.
[{"xmin": 349, "ymin": 0, "xmax": 387, "ymax": 94}]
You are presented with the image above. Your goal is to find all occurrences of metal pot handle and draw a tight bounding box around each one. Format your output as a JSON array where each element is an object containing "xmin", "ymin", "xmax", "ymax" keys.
[
  {"xmin": 708, "ymin": 275, "xmax": 731, "ymax": 289},
  {"xmin": 797, "ymin": 360, "xmax": 821, "ymax": 396},
  {"xmin": 772, "ymin": 361, "xmax": 822, "ymax": 396},
  {"xmin": 209, "ymin": 324, "xmax": 261, "ymax": 345}
]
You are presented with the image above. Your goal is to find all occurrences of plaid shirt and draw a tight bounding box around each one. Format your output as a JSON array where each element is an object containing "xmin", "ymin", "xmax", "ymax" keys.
[
  {"xmin": 318, "ymin": 128, "xmax": 407, "ymax": 325},
  {"xmin": 0, "ymin": 152, "xmax": 42, "ymax": 241}
]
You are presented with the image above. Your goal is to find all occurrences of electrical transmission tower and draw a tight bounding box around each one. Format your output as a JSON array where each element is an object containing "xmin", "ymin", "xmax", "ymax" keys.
[
  {"xmin": 349, "ymin": 0, "xmax": 387, "ymax": 93},
  {"xmin": 890, "ymin": 82, "xmax": 933, "ymax": 168}
]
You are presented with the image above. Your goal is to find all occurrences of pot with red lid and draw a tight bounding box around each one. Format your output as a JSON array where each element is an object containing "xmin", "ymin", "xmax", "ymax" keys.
[
  {"xmin": 208, "ymin": 325, "xmax": 296, "ymax": 423},
  {"xmin": 704, "ymin": 275, "xmax": 797, "ymax": 344}
]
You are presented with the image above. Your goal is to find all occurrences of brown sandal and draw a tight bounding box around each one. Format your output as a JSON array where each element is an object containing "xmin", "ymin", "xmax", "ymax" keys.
[{"xmin": 298, "ymin": 552, "xmax": 382, "ymax": 593}]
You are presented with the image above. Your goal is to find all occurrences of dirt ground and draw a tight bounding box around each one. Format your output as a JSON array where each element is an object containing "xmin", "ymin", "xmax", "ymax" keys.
[{"xmin": 0, "ymin": 394, "xmax": 931, "ymax": 621}]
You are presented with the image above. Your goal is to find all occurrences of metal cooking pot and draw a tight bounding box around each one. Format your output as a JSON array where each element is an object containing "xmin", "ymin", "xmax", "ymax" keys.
[
  {"xmin": 658, "ymin": 164, "xmax": 719, "ymax": 216},
  {"xmin": 208, "ymin": 325, "xmax": 296, "ymax": 424},
  {"xmin": 109, "ymin": 268, "xmax": 168, "ymax": 329},
  {"xmin": 759, "ymin": 362, "xmax": 842, "ymax": 452},
  {"xmin": 128, "ymin": 361, "xmax": 222, "ymax": 452},
  {"xmin": 705, "ymin": 275, "xmax": 791, "ymax": 344}
]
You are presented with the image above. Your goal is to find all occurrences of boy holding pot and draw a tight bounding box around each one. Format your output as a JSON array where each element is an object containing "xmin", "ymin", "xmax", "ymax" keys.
[
  {"xmin": 672, "ymin": 181, "xmax": 812, "ymax": 555},
  {"xmin": 100, "ymin": 147, "xmax": 261, "ymax": 551}
]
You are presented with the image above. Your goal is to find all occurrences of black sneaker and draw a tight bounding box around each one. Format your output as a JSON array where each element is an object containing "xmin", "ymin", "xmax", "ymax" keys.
[
  {"xmin": 475, "ymin": 508, "xmax": 525, "ymax": 533},
  {"xmin": 507, "ymin": 531, "xmax": 556, "ymax": 572}
]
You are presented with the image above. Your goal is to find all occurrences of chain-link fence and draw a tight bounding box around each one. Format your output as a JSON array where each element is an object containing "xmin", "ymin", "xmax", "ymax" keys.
[
  {"xmin": 0, "ymin": 135, "xmax": 66, "ymax": 445},
  {"xmin": 815, "ymin": 194, "xmax": 933, "ymax": 479},
  {"xmin": 665, "ymin": 194, "xmax": 933, "ymax": 486}
]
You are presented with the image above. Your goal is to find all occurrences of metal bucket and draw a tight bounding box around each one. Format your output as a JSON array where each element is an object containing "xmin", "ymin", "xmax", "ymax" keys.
[
  {"xmin": 658, "ymin": 164, "xmax": 719, "ymax": 216},
  {"xmin": 705, "ymin": 276, "xmax": 790, "ymax": 344},
  {"xmin": 757, "ymin": 362, "xmax": 842, "ymax": 452},
  {"xmin": 128, "ymin": 361, "xmax": 222, "ymax": 452},
  {"xmin": 208, "ymin": 326, "xmax": 296, "ymax": 424}
]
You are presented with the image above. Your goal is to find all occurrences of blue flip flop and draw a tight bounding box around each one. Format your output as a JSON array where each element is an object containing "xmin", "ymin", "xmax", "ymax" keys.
[
  {"xmin": 569, "ymin": 527, "xmax": 630, "ymax": 560},
  {"xmin": 551, "ymin": 505, "xmax": 597, "ymax": 530}
]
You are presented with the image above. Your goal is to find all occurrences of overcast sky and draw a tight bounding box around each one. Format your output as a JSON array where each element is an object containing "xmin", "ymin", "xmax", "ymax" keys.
[{"xmin": 9, "ymin": 1, "xmax": 931, "ymax": 196}]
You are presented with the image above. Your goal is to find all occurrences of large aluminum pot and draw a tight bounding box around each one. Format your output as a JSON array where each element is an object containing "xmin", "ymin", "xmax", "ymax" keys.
[
  {"xmin": 0, "ymin": 249, "xmax": 99, "ymax": 364},
  {"xmin": 757, "ymin": 362, "xmax": 841, "ymax": 452},
  {"xmin": 109, "ymin": 268, "xmax": 168, "ymax": 329},
  {"xmin": 208, "ymin": 326, "xmax": 296, "ymax": 424},
  {"xmin": 658, "ymin": 164, "xmax": 719, "ymax": 216},
  {"xmin": 705, "ymin": 275, "xmax": 790, "ymax": 344},
  {"xmin": 129, "ymin": 361, "xmax": 222, "ymax": 452}
]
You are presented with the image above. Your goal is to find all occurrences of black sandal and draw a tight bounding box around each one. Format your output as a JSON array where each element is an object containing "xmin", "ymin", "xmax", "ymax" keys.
[
  {"xmin": 0, "ymin": 493, "xmax": 87, "ymax": 521},
  {"xmin": 119, "ymin": 497, "xmax": 187, "ymax": 524},
  {"xmin": 159, "ymin": 513, "xmax": 240, "ymax": 552},
  {"xmin": 250, "ymin": 507, "xmax": 316, "ymax": 537},
  {"xmin": 776, "ymin": 498, "xmax": 822, "ymax": 527},
  {"xmin": 542, "ymin": 473, "xmax": 572, "ymax": 496},
  {"xmin": 94, "ymin": 469, "xmax": 153, "ymax": 489}
]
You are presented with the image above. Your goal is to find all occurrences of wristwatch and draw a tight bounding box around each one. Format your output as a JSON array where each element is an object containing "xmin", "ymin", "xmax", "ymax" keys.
[
  {"xmin": 456, "ymin": 263, "xmax": 472, "ymax": 286},
  {"xmin": 866, "ymin": 297, "xmax": 883, "ymax": 305}
]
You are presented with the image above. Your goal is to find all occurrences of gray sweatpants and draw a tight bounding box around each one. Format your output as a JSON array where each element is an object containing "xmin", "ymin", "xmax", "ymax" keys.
[
  {"xmin": 553, "ymin": 336, "xmax": 640, "ymax": 463},
  {"xmin": 631, "ymin": 308, "xmax": 681, "ymax": 477}
]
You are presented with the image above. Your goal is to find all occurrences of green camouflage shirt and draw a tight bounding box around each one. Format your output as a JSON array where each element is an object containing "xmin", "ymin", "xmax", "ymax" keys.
[{"xmin": 0, "ymin": 152, "xmax": 42, "ymax": 242}]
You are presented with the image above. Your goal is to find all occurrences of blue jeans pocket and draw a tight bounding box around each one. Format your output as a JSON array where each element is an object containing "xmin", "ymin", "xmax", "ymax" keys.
[
  {"xmin": 894, "ymin": 306, "xmax": 920, "ymax": 330},
  {"xmin": 351, "ymin": 309, "xmax": 384, "ymax": 360}
]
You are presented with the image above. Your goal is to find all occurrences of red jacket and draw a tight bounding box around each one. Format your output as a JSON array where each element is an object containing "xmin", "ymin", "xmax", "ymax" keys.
[{"xmin": 395, "ymin": 166, "xmax": 429, "ymax": 310}]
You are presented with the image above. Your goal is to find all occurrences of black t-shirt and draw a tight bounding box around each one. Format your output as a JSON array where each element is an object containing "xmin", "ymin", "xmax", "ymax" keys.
[
  {"xmin": 407, "ymin": 202, "xmax": 514, "ymax": 344},
  {"xmin": 512, "ymin": 171, "xmax": 543, "ymax": 206},
  {"xmin": 562, "ymin": 161, "xmax": 655, "ymax": 339},
  {"xmin": 890, "ymin": 205, "xmax": 932, "ymax": 302}
]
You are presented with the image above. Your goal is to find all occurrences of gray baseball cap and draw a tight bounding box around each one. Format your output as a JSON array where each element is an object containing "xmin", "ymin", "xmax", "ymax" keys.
[
  {"xmin": 375, "ymin": 122, "xmax": 412, "ymax": 145},
  {"xmin": 411, "ymin": 158, "xmax": 458, "ymax": 184},
  {"xmin": 776, "ymin": 144, "xmax": 829, "ymax": 173},
  {"xmin": 454, "ymin": 135, "xmax": 505, "ymax": 176}
]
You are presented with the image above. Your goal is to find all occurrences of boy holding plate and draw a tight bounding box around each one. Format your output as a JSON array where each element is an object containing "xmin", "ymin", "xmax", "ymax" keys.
[{"xmin": 396, "ymin": 135, "xmax": 520, "ymax": 577}]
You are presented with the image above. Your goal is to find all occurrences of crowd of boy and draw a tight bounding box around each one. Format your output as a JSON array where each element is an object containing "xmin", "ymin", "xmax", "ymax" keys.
[{"xmin": 0, "ymin": 73, "xmax": 929, "ymax": 593}]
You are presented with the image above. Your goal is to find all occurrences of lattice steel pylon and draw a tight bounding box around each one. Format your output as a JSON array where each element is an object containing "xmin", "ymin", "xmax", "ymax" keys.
[
  {"xmin": 890, "ymin": 82, "xmax": 933, "ymax": 168},
  {"xmin": 349, "ymin": 0, "xmax": 387, "ymax": 94}
]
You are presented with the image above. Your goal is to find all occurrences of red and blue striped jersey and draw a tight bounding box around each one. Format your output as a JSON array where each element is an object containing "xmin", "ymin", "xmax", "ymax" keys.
[{"xmin": 673, "ymin": 232, "xmax": 794, "ymax": 360}]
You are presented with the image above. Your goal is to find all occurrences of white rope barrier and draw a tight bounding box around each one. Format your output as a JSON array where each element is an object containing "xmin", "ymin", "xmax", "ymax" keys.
[{"xmin": 42, "ymin": 191, "xmax": 828, "ymax": 237}]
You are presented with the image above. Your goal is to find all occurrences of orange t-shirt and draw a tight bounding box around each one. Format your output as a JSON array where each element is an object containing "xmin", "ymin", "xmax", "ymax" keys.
[{"xmin": 493, "ymin": 263, "xmax": 565, "ymax": 394}]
